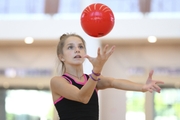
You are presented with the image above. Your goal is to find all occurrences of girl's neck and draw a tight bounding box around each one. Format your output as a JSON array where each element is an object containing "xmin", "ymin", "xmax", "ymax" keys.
[
  {"xmin": 65, "ymin": 72, "xmax": 84, "ymax": 80},
  {"xmin": 65, "ymin": 66, "xmax": 83, "ymax": 79}
]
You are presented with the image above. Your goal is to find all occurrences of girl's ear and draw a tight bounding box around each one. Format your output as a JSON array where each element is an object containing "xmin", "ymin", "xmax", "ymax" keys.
[
  {"xmin": 61, "ymin": 58, "xmax": 64, "ymax": 61},
  {"xmin": 58, "ymin": 54, "xmax": 64, "ymax": 61}
]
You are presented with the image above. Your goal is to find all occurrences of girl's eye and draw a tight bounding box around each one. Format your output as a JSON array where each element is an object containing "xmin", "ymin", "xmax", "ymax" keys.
[
  {"xmin": 68, "ymin": 46, "xmax": 74, "ymax": 49},
  {"xmin": 79, "ymin": 45, "xmax": 84, "ymax": 49}
]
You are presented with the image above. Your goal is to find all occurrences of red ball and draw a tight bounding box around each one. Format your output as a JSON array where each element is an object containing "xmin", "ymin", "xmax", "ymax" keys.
[{"xmin": 80, "ymin": 3, "xmax": 115, "ymax": 37}]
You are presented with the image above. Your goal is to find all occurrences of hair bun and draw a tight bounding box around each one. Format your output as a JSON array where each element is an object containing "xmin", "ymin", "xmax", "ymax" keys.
[{"xmin": 60, "ymin": 34, "xmax": 67, "ymax": 40}]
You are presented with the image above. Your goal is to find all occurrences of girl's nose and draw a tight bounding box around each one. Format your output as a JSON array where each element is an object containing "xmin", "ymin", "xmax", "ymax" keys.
[
  {"xmin": 75, "ymin": 50, "xmax": 80, "ymax": 53},
  {"xmin": 75, "ymin": 47, "xmax": 80, "ymax": 53}
]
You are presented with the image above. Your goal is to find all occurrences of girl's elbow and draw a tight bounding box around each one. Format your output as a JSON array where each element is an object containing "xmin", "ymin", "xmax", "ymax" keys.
[
  {"xmin": 81, "ymin": 98, "xmax": 90, "ymax": 104},
  {"xmin": 78, "ymin": 96, "xmax": 90, "ymax": 104}
]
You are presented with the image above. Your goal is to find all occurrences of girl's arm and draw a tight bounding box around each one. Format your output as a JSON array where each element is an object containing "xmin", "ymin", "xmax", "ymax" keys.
[
  {"xmin": 96, "ymin": 70, "xmax": 164, "ymax": 93},
  {"xmin": 50, "ymin": 72, "xmax": 99, "ymax": 104},
  {"xmin": 51, "ymin": 45, "xmax": 115, "ymax": 104}
]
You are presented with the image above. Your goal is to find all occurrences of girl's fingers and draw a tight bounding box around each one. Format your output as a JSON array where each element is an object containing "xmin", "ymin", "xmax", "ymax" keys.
[
  {"xmin": 148, "ymin": 83, "xmax": 162, "ymax": 93},
  {"xmin": 149, "ymin": 88, "xmax": 153, "ymax": 93},
  {"xmin": 83, "ymin": 54, "xmax": 89, "ymax": 58},
  {"xmin": 97, "ymin": 47, "xmax": 101, "ymax": 56},
  {"xmin": 102, "ymin": 45, "xmax": 115, "ymax": 55},
  {"xmin": 103, "ymin": 44, "xmax": 109, "ymax": 54},
  {"xmin": 103, "ymin": 45, "xmax": 115, "ymax": 57},
  {"xmin": 155, "ymin": 80, "xmax": 164, "ymax": 85},
  {"xmin": 149, "ymin": 86, "xmax": 158, "ymax": 93},
  {"xmin": 148, "ymin": 70, "xmax": 154, "ymax": 79},
  {"xmin": 152, "ymin": 85, "xmax": 159, "ymax": 92},
  {"xmin": 84, "ymin": 55, "xmax": 91, "ymax": 61},
  {"xmin": 95, "ymin": 45, "xmax": 115, "ymax": 61},
  {"xmin": 107, "ymin": 46, "xmax": 116, "ymax": 56},
  {"xmin": 153, "ymin": 84, "xmax": 161, "ymax": 91}
]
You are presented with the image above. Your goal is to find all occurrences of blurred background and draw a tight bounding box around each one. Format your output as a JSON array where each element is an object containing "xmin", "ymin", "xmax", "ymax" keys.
[{"xmin": 0, "ymin": 0, "xmax": 180, "ymax": 120}]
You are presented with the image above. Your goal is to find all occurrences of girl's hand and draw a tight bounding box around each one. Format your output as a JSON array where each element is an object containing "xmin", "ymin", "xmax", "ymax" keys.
[
  {"xmin": 142, "ymin": 70, "xmax": 164, "ymax": 93},
  {"xmin": 84, "ymin": 44, "xmax": 115, "ymax": 73}
]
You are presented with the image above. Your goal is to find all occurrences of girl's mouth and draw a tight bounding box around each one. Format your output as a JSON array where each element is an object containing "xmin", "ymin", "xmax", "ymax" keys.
[{"xmin": 74, "ymin": 55, "xmax": 82, "ymax": 58}]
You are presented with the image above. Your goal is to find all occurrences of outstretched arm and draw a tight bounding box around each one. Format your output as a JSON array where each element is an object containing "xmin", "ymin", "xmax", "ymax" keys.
[{"xmin": 97, "ymin": 70, "xmax": 164, "ymax": 93}]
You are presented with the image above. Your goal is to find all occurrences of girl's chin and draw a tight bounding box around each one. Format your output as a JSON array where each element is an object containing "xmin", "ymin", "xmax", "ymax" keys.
[{"xmin": 72, "ymin": 61, "xmax": 84, "ymax": 65}]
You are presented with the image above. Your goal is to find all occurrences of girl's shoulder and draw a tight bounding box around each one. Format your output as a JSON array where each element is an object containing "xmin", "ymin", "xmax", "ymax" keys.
[{"xmin": 50, "ymin": 75, "xmax": 71, "ymax": 85}]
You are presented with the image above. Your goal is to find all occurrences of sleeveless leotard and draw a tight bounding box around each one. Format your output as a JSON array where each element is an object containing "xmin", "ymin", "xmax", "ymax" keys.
[{"xmin": 54, "ymin": 73, "xmax": 99, "ymax": 120}]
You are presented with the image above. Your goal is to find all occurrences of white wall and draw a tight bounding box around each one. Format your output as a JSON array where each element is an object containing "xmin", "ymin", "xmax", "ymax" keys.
[{"xmin": 0, "ymin": 15, "xmax": 180, "ymax": 40}]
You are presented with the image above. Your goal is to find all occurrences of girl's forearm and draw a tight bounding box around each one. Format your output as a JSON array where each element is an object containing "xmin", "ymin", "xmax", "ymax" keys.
[
  {"xmin": 112, "ymin": 79, "xmax": 145, "ymax": 92},
  {"xmin": 79, "ymin": 73, "xmax": 99, "ymax": 103}
]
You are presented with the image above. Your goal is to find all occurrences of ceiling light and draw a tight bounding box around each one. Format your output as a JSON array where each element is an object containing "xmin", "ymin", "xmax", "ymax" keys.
[
  {"xmin": 24, "ymin": 37, "xmax": 34, "ymax": 44},
  {"xmin": 148, "ymin": 36, "xmax": 157, "ymax": 43}
]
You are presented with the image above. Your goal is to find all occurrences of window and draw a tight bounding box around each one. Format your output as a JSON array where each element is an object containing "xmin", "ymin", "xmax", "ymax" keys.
[
  {"xmin": 0, "ymin": 0, "xmax": 45, "ymax": 14},
  {"xmin": 58, "ymin": 0, "xmax": 81, "ymax": 13},
  {"xmin": 94, "ymin": 0, "xmax": 140, "ymax": 12},
  {"xmin": 126, "ymin": 91, "xmax": 145, "ymax": 120},
  {"xmin": 154, "ymin": 88, "xmax": 180, "ymax": 120},
  {"xmin": 151, "ymin": 0, "xmax": 180, "ymax": 12},
  {"xmin": 5, "ymin": 89, "xmax": 54, "ymax": 120}
]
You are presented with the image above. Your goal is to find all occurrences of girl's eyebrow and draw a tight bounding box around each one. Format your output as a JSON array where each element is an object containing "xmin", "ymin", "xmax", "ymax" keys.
[
  {"xmin": 67, "ymin": 43, "xmax": 73, "ymax": 46},
  {"xmin": 66, "ymin": 43, "xmax": 83, "ymax": 46},
  {"xmin": 78, "ymin": 43, "xmax": 83, "ymax": 45}
]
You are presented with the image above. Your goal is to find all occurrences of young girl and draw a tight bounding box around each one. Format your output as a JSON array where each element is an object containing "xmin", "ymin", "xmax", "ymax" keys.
[{"xmin": 50, "ymin": 33, "xmax": 164, "ymax": 120}]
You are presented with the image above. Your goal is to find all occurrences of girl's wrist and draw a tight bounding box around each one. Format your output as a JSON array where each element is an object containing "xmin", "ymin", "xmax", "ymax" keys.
[
  {"xmin": 89, "ymin": 74, "xmax": 100, "ymax": 81},
  {"xmin": 92, "ymin": 68, "xmax": 101, "ymax": 75},
  {"xmin": 89, "ymin": 69, "xmax": 101, "ymax": 81},
  {"xmin": 141, "ymin": 85, "xmax": 146, "ymax": 92},
  {"xmin": 92, "ymin": 70, "xmax": 101, "ymax": 76}
]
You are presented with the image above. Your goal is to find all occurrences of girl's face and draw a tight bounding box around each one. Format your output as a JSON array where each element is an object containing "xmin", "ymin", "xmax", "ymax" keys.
[{"xmin": 61, "ymin": 36, "xmax": 86, "ymax": 66}]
